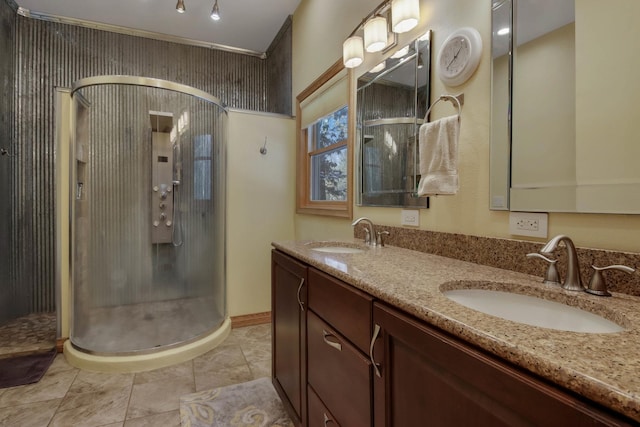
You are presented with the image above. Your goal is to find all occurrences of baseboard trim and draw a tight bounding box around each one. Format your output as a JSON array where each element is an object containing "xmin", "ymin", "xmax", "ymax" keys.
[
  {"xmin": 231, "ymin": 311, "xmax": 271, "ymax": 328},
  {"xmin": 56, "ymin": 338, "xmax": 67, "ymax": 353}
]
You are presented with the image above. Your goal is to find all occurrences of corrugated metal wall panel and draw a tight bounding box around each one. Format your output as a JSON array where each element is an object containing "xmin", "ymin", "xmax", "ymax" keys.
[
  {"xmin": 0, "ymin": 0, "xmax": 18, "ymax": 323},
  {"xmin": 11, "ymin": 15, "xmax": 279, "ymax": 314}
]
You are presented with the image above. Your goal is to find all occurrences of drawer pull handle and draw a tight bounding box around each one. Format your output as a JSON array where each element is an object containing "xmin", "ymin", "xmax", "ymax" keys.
[
  {"xmin": 296, "ymin": 278, "xmax": 305, "ymax": 312},
  {"xmin": 323, "ymin": 413, "xmax": 334, "ymax": 426},
  {"xmin": 322, "ymin": 330, "xmax": 342, "ymax": 351},
  {"xmin": 370, "ymin": 323, "xmax": 382, "ymax": 378}
]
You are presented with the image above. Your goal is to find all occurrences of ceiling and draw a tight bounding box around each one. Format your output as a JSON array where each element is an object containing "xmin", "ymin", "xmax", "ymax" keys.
[{"xmin": 16, "ymin": 0, "xmax": 302, "ymax": 54}]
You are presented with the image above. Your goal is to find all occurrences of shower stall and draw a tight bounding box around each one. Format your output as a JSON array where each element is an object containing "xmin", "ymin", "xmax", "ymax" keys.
[{"xmin": 68, "ymin": 76, "xmax": 228, "ymax": 359}]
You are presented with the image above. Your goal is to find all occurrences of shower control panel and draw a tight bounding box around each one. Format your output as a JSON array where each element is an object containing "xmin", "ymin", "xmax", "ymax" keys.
[{"xmin": 151, "ymin": 124, "xmax": 175, "ymax": 244}]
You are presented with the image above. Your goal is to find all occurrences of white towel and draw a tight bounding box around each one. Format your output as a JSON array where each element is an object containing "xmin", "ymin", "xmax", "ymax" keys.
[{"xmin": 417, "ymin": 115, "xmax": 460, "ymax": 196}]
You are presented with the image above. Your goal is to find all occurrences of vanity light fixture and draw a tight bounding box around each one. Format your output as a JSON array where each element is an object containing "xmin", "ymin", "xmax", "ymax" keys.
[
  {"xmin": 342, "ymin": 0, "xmax": 420, "ymax": 69},
  {"xmin": 176, "ymin": 0, "xmax": 186, "ymax": 13},
  {"xmin": 391, "ymin": 0, "xmax": 420, "ymax": 33},
  {"xmin": 210, "ymin": 0, "xmax": 221, "ymax": 20},
  {"xmin": 364, "ymin": 16, "xmax": 388, "ymax": 52},
  {"xmin": 343, "ymin": 36, "xmax": 365, "ymax": 68}
]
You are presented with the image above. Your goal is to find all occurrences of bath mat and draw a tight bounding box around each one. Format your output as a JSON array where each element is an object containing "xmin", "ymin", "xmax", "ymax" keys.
[
  {"xmin": 0, "ymin": 347, "xmax": 57, "ymax": 389},
  {"xmin": 180, "ymin": 377, "xmax": 293, "ymax": 427}
]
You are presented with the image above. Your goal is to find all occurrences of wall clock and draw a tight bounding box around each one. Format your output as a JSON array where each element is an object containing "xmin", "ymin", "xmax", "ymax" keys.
[{"xmin": 437, "ymin": 27, "xmax": 483, "ymax": 87}]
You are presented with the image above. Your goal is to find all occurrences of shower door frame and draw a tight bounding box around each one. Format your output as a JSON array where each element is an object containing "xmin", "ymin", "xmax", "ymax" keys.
[{"xmin": 68, "ymin": 75, "xmax": 228, "ymax": 355}]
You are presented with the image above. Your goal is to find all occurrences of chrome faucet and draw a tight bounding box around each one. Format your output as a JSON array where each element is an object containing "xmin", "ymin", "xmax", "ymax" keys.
[
  {"xmin": 352, "ymin": 217, "xmax": 377, "ymax": 246},
  {"xmin": 540, "ymin": 235, "xmax": 584, "ymax": 292}
]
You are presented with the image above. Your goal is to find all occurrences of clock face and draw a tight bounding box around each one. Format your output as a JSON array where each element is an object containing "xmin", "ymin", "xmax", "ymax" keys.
[
  {"xmin": 440, "ymin": 36, "xmax": 470, "ymax": 79},
  {"xmin": 437, "ymin": 27, "xmax": 482, "ymax": 87}
]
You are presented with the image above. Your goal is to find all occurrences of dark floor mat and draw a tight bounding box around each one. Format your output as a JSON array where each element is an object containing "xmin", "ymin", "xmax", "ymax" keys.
[{"xmin": 0, "ymin": 348, "xmax": 57, "ymax": 389}]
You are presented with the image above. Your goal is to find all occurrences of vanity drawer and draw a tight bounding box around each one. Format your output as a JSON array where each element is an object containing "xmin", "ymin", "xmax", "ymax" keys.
[
  {"xmin": 307, "ymin": 267, "xmax": 373, "ymax": 353},
  {"xmin": 307, "ymin": 385, "xmax": 340, "ymax": 427},
  {"xmin": 307, "ymin": 311, "xmax": 371, "ymax": 426}
]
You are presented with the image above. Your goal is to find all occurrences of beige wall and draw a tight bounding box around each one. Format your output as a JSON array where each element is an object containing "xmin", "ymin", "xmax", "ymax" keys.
[
  {"xmin": 227, "ymin": 111, "xmax": 296, "ymax": 316},
  {"xmin": 292, "ymin": 0, "xmax": 640, "ymax": 253}
]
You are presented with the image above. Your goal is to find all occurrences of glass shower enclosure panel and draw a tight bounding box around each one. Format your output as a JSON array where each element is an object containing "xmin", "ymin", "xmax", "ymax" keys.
[{"xmin": 70, "ymin": 77, "xmax": 227, "ymax": 354}]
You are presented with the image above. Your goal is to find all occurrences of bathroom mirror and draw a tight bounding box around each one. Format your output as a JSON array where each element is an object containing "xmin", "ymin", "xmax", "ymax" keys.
[
  {"xmin": 356, "ymin": 31, "xmax": 432, "ymax": 208},
  {"xmin": 490, "ymin": 0, "xmax": 640, "ymax": 214}
]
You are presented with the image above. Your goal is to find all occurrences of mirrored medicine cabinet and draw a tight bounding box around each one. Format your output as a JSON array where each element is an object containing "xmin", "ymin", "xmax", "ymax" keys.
[
  {"xmin": 490, "ymin": 0, "xmax": 640, "ymax": 214},
  {"xmin": 355, "ymin": 31, "xmax": 432, "ymax": 208}
]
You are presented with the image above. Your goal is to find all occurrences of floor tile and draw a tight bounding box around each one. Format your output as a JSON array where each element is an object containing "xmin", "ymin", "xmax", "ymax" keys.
[
  {"xmin": 123, "ymin": 410, "xmax": 181, "ymax": 427},
  {"xmin": 0, "ymin": 367, "xmax": 77, "ymax": 407},
  {"xmin": 133, "ymin": 360, "xmax": 193, "ymax": 385},
  {"xmin": 67, "ymin": 370, "xmax": 135, "ymax": 396},
  {"xmin": 0, "ymin": 398, "xmax": 60, "ymax": 427},
  {"xmin": 194, "ymin": 363, "xmax": 254, "ymax": 392},
  {"xmin": 51, "ymin": 385, "xmax": 131, "ymax": 427},
  {"xmin": 249, "ymin": 359, "xmax": 272, "ymax": 379},
  {"xmin": 126, "ymin": 377, "xmax": 194, "ymax": 420},
  {"xmin": 193, "ymin": 343, "xmax": 248, "ymax": 372}
]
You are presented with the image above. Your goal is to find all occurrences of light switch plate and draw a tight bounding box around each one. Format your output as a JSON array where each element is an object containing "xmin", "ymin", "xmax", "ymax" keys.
[
  {"xmin": 509, "ymin": 212, "xmax": 548, "ymax": 238},
  {"xmin": 401, "ymin": 209, "xmax": 420, "ymax": 226}
]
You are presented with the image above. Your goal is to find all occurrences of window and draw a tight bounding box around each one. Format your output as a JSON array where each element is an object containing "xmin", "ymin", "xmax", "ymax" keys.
[
  {"xmin": 309, "ymin": 105, "xmax": 348, "ymax": 201},
  {"xmin": 296, "ymin": 61, "xmax": 353, "ymax": 218}
]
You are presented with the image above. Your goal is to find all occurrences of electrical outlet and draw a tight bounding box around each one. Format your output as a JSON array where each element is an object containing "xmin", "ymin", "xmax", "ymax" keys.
[
  {"xmin": 509, "ymin": 212, "xmax": 548, "ymax": 238},
  {"xmin": 401, "ymin": 209, "xmax": 420, "ymax": 226}
]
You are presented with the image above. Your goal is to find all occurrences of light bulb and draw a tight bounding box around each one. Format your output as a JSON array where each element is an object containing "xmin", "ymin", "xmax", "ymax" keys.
[{"xmin": 176, "ymin": 0, "xmax": 186, "ymax": 13}]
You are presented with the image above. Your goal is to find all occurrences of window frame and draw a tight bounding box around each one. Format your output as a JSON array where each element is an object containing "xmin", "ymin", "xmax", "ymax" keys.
[{"xmin": 296, "ymin": 60, "xmax": 353, "ymax": 218}]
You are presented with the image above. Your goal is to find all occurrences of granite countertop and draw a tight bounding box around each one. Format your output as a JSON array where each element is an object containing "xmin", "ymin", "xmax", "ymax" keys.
[{"xmin": 272, "ymin": 239, "xmax": 640, "ymax": 422}]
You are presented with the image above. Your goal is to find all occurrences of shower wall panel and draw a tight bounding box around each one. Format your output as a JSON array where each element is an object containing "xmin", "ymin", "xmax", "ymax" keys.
[
  {"xmin": 12, "ymin": 16, "xmax": 275, "ymax": 313},
  {"xmin": 267, "ymin": 16, "xmax": 293, "ymax": 116},
  {"xmin": 0, "ymin": 0, "xmax": 17, "ymax": 323}
]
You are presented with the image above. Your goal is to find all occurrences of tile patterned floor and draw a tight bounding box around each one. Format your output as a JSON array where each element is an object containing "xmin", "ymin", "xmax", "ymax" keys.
[{"xmin": 0, "ymin": 323, "xmax": 272, "ymax": 427}]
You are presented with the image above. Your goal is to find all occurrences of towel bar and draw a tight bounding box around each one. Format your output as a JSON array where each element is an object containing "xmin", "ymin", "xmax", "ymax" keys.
[{"xmin": 424, "ymin": 93, "xmax": 463, "ymax": 122}]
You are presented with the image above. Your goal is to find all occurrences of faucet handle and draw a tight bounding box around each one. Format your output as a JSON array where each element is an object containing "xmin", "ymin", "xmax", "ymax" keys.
[
  {"xmin": 586, "ymin": 265, "xmax": 635, "ymax": 296},
  {"xmin": 376, "ymin": 230, "xmax": 390, "ymax": 247},
  {"xmin": 526, "ymin": 253, "xmax": 561, "ymax": 285}
]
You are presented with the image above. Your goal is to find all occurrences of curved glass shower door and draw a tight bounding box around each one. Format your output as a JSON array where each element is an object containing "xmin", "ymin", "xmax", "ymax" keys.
[{"xmin": 70, "ymin": 77, "xmax": 226, "ymax": 354}]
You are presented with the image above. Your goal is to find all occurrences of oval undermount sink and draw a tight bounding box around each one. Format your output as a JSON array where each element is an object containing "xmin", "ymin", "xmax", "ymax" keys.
[
  {"xmin": 311, "ymin": 246, "xmax": 365, "ymax": 254},
  {"xmin": 442, "ymin": 289, "xmax": 624, "ymax": 333}
]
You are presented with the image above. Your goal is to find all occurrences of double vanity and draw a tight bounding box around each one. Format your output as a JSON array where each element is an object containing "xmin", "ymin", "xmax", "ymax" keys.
[{"xmin": 271, "ymin": 238, "xmax": 640, "ymax": 426}]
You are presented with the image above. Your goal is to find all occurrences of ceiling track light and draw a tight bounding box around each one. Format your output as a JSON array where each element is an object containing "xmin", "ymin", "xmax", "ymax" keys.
[
  {"xmin": 342, "ymin": 0, "xmax": 420, "ymax": 69},
  {"xmin": 176, "ymin": 0, "xmax": 185, "ymax": 13},
  {"xmin": 210, "ymin": 0, "xmax": 221, "ymax": 21}
]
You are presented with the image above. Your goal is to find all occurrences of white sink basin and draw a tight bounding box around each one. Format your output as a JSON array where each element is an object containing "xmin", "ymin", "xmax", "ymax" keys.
[
  {"xmin": 311, "ymin": 246, "xmax": 365, "ymax": 254},
  {"xmin": 443, "ymin": 289, "xmax": 624, "ymax": 333}
]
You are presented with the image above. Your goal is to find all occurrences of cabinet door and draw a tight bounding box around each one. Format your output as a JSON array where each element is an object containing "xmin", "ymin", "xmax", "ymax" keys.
[
  {"xmin": 371, "ymin": 302, "xmax": 635, "ymax": 427},
  {"xmin": 272, "ymin": 250, "xmax": 307, "ymax": 426},
  {"xmin": 307, "ymin": 311, "xmax": 372, "ymax": 426}
]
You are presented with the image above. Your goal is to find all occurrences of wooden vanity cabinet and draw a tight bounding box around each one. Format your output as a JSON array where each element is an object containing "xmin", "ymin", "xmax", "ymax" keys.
[
  {"xmin": 272, "ymin": 250, "xmax": 308, "ymax": 426},
  {"xmin": 271, "ymin": 249, "xmax": 636, "ymax": 426},
  {"xmin": 371, "ymin": 302, "xmax": 635, "ymax": 427},
  {"xmin": 306, "ymin": 267, "xmax": 373, "ymax": 426}
]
